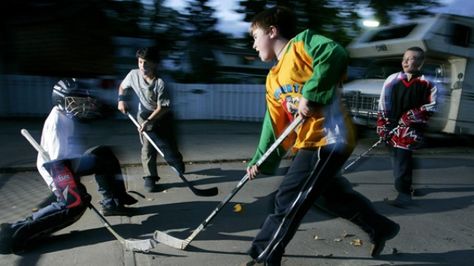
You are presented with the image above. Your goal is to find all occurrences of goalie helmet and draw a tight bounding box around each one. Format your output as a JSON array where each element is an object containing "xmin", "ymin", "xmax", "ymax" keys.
[{"xmin": 52, "ymin": 78, "xmax": 101, "ymax": 120}]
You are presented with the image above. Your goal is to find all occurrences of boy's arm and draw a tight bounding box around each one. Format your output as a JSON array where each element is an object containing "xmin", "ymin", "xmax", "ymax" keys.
[
  {"xmin": 117, "ymin": 72, "xmax": 133, "ymax": 114},
  {"xmin": 144, "ymin": 103, "xmax": 169, "ymax": 121},
  {"xmin": 247, "ymin": 111, "xmax": 288, "ymax": 175},
  {"xmin": 37, "ymin": 110, "xmax": 63, "ymax": 192},
  {"xmin": 423, "ymin": 81, "xmax": 438, "ymax": 113},
  {"xmin": 376, "ymin": 74, "xmax": 397, "ymax": 139},
  {"xmin": 300, "ymin": 32, "xmax": 348, "ymax": 105},
  {"xmin": 117, "ymin": 84, "xmax": 130, "ymax": 114}
]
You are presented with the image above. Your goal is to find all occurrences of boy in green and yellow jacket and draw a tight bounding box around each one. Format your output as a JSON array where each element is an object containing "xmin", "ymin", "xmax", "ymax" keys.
[{"xmin": 243, "ymin": 7, "xmax": 399, "ymax": 266}]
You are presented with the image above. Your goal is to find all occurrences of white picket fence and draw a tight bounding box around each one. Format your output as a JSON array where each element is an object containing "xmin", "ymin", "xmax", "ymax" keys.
[{"xmin": 0, "ymin": 75, "xmax": 266, "ymax": 121}]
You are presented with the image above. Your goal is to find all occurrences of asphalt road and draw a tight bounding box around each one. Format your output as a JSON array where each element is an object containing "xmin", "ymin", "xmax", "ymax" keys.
[{"xmin": 1, "ymin": 119, "xmax": 474, "ymax": 265}]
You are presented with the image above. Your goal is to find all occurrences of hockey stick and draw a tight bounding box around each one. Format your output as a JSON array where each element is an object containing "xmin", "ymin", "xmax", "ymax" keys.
[
  {"xmin": 87, "ymin": 203, "xmax": 154, "ymax": 252},
  {"xmin": 153, "ymin": 115, "xmax": 304, "ymax": 250},
  {"xmin": 20, "ymin": 129, "xmax": 154, "ymax": 252},
  {"xmin": 126, "ymin": 112, "xmax": 218, "ymax": 197},
  {"xmin": 341, "ymin": 138, "xmax": 382, "ymax": 173},
  {"xmin": 341, "ymin": 126, "xmax": 398, "ymax": 173}
]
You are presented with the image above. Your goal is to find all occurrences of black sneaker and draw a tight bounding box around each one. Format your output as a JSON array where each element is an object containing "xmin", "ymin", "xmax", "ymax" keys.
[
  {"xmin": 100, "ymin": 205, "xmax": 135, "ymax": 217},
  {"xmin": 143, "ymin": 176, "xmax": 159, "ymax": 192},
  {"xmin": 0, "ymin": 223, "xmax": 14, "ymax": 254},
  {"xmin": 370, "ymin": 219, "xmax": 400, "ymax": 257},
  {"xmin": 119, "ymin": 193, "xmax": 138, "ymax": 206},
  {"xmin": 174, "ymin": 163, "xmax": 186, "ymax": 175},
  {"xmin": 386, "ymin": 192, "xmax": 412, "ymax": 208},
  {"xmin": 412, "ymin": 188, "xmax": 431, "ymax": 197}
]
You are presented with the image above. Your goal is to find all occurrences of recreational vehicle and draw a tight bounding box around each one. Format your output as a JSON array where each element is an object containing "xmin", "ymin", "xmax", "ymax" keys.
[{"xmin": 343, "ymin": 14, "xmax": 474, "ymax": 135}]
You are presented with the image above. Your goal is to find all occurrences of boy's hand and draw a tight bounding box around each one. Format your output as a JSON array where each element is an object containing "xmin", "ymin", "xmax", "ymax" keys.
[
  {"xmin": 298, "ymin": 96, "xmax": 317, "ymax": 118},
  {"xmin": 247, "ymin": 165, "xmax": 259, "ymax": 180},
  {"xmin": 139, "ymin": 119, "xmax": 150, "ymax": 132},
  {"xmin": 118, "ymin": 101, "xmax": 128, "ymax": 114}
]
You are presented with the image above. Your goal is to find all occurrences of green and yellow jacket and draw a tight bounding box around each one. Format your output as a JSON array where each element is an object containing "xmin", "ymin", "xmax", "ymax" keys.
[{"xmin": 249, "ymin": 29, "xmax": 356, "ymax": 174}]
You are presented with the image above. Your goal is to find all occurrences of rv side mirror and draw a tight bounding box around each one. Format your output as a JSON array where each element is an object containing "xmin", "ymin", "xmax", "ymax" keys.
[{"xmin": 458, "ymin": 73, "xmax": 464, "ymax": 80}]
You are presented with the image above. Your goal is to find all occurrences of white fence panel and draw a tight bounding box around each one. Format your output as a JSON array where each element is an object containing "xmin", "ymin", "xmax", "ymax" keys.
[
  {"xmin": 167, "ymin": 83, "xmax": 266, "ymax": 121},
  {"xmin": 211, "ymin": 84, "xmax": 266, "ymax": 121},
  {"xmin": 0, "ymin": 75, "xmax": 266, "ymax": 121}
]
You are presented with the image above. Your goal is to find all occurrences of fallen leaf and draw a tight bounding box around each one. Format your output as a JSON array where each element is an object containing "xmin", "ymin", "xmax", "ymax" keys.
[
  {"xmin": 314, "ymin": 235, "xmax": 324, "ymax": 240},
  {"xmin": 233, "ymin": 203, "xmax": 243, "ymax": 213},
  {"xmin": 351, "ymin": 239, "xmax": 363, "ymax": 246}
]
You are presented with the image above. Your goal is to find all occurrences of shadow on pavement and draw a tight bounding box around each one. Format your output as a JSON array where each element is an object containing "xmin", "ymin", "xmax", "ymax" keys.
[
  {"xmin": 379, "ymin": 249, "xmax": 474, "ymax": 265},
  {"xmin": 345, "ymin": 156, "xmax": 474, "ymax": 174},
  {"xmin": 373, "ymin": 194, "xmax": 474, "ymax": 217}
]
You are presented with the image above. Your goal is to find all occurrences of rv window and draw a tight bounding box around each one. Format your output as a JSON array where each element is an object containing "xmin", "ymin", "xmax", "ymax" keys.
[
  {"xmin": 367, "ymin": 24, "xmax": 417, "ymax": 42},
  {"xmin": 451, "ymin": 23, "xmax": 471, "ymax": 47}
]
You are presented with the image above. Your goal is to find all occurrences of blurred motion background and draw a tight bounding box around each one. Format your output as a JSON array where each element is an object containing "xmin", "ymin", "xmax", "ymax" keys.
[{"xmin": 0, "ymin": 0, "xmax": 459, "ymax": 120}]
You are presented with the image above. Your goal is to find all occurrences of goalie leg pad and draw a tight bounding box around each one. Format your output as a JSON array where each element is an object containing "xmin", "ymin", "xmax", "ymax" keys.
[
  {"xmin": 43, "ymin": 159, "xmax": 88, "ymax": 208},
  {"xmin": 6, "ymin": 195, "xmax": 90, "ymax": 254}
]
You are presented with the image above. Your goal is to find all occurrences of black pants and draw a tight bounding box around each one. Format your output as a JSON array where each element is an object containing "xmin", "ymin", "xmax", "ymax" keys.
[
  {"xmin": 314, "ymin": 176, "xmax": 391, "ymax": 243},
  {"xmin": 392, "ymin": 147, "xmax": 413, "ymax": 194},
  {"xmin": 248, "ymin": 145, "xmax": 390, "ymax": 265},
  {"xmin": 249, "ymin": 145, "xmax": 348, "ymax": 265}
]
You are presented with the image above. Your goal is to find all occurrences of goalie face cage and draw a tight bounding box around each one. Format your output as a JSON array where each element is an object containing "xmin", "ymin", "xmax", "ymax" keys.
[{"xmin": 63, "ymin": 95, "xmax": 101, "ymax": 120}]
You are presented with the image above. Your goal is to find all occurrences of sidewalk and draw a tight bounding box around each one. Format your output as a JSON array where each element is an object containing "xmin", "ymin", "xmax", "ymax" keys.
[{"xmin": 0, "ymin": 118, "xmax": 263, "ymax": 172}]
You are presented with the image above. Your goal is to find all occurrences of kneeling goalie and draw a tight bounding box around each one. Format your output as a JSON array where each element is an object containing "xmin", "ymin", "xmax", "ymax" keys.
[{"xmin": 0, "ymin": 78, "xmax": 137, "ymax": 254}]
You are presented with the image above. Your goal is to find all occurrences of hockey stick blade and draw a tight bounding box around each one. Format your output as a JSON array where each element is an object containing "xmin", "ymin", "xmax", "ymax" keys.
[
  {"xmin": 177, "ymin": 173, "xmax": 218, "ymax": 197},
  {"xmin": 88, "ymin": 204, "xmax": 155, "ymax": 252},
  {"xmin": 123, "ymin": 238, "xmax": 155, "ymax": 252},
  {"xmin": 21, "ymin": 128, "xmax": 155, "ymax": 253},
  {"xmin": 126, "ymin": 113, "xmax": 218, "ymax": 197},
  {"xmin": 153, "ymin": 116, "xmax": 304, "ymax": 249},
  {"xmin": 153, "ymin": 230, "xmax": 187, "ymax": 250}
]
